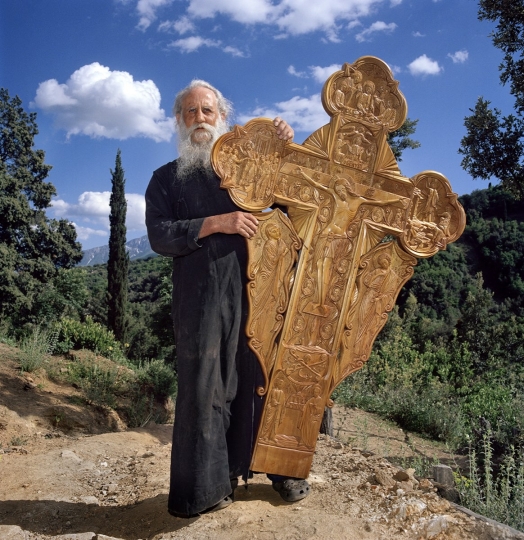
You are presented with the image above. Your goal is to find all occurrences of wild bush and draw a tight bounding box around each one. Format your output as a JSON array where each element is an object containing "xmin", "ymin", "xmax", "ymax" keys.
[
  {"xmin": 457, "ymin": 433, "xmax": 524, "ymax": 532},
  {"xmin": 54, "ymin": 317, "xmax": 124, "ymax": 361},
  {"xmin": 18, "ymin": 326, "xmax": 58, "ymax": 372}
]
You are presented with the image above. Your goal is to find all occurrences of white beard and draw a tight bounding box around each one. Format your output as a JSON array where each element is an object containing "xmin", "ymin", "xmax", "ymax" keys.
[{"xmin": 176, "ymin": 118, "xmax": 228, "ymax": 179}]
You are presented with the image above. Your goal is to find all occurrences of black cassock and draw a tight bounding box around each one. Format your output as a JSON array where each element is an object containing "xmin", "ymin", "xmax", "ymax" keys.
[{"xmin": 145, "ymin": 161, "xmax": 263, "ymax": 516}]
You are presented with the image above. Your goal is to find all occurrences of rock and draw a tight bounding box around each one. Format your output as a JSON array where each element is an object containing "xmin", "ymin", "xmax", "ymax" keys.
[
  {"xmin": 418, "ymin": 478, "xmax": 434, "ymax": 492},
  {"xmin": 432, "ymin": 464, "xmax": 454, "ymax": 487},
  {"xmin": 0, "ymin": 525, "xmax": 26, "ymax": 539},
  {"xmin": 396, "ymin": 480, "xmax": 415, "ymax": 492},
  {"xmin": 425, "ymin": 515, "xmax": 449, "ymax": 538},
  {"xmin": 438, "ymin": 485, "xmax": 460, "ymax": 503},
  {"xmin": 427, "ymin": 497, "xmax": 451, "ymax": 514},
  {"xmin": 374, "ymin": 468, "xmax": 395, "ymax": 487},
  {"xmin": 393, "ymin": 469, "xmax": 410, "ymax": 482},
  {"xmin": 81, "ymin": 495, "xmax": 100, "ymax": 505},
  {"xmin": 392, "ymin": 498, "xmax": 427, "ymax": 520}
]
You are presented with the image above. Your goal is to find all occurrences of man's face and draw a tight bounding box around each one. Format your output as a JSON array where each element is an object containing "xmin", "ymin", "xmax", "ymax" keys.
[{"xmin": 177, "ymin": 87, "xmax": 224, "ymax": 144}]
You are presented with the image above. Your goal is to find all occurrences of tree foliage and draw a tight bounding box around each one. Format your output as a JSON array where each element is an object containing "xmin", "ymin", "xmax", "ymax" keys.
[
  {"xmin": 459, "ymin": 1, "xmax": 524, "ymax": 198},
  {"xmin": 107, "ymin": 149, "xmax": 129, "ymax": 343},
  {"xmin": 387, "ymin": 117, "xmax": 421, "ymax": 162},
  {"xmin": 0, "ymin": 88, "xmax": 82, "ymax": 326}
]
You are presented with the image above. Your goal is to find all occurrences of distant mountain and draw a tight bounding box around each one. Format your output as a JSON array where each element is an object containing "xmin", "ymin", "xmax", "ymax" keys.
[{"xmin": 78, "ymin": 235, "xmax": 156, "ymax": 266}]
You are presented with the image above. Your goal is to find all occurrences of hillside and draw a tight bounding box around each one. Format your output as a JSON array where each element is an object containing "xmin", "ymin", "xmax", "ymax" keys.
[
  {"xmin": 1, "ymin": 344, "xmax": 523, "ymax": 540},
  {"xmin": 79, "ymin": 235, "xmax": 155, "ymax": 267}
]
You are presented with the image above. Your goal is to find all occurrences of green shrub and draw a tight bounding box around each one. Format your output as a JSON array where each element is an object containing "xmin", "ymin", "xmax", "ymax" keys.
[
  {"xmin": 457, "ymin": 433, "xmax": 524, "ymax": 532},
  {"xmin": 18, "ymin": 326, "xmax": 58, "ymax": 372},
  {"xmin": 54, "ymin": 317, "xmax": 124, "ymax": 360},
  {"xmin": 135, "ymin": 358, "xmax": 177, "ymax": 402},
  {"xmin": 67, "ymin": 357, "xmax": 129, "ymax": 408}
]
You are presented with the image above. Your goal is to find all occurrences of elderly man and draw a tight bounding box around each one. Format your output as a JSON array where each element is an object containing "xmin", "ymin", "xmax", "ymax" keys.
[{"xmin": 145, "ymin": 80, "xmax": 309, "ymax": 518}]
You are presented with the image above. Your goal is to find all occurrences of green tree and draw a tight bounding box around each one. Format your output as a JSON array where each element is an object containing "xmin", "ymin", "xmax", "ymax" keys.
[
  {"xmin": 459, "ymin": 1, "xmax": 524, "ymax": 198},
  {"xmin": 387, "ymin": 118, "xmax": 421, "ymax": 161},
  {"xmin": 107, "ymin": 149, "xmax": 129, "ymax": 343},
  {"xmin": 0, "ymin": 88, "xmax": 82, "ymax": 327}
]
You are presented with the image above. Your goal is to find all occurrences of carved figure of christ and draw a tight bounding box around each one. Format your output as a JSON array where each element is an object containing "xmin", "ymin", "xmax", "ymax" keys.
[{"xmin": 296, "ymin": 166, "xmax": 408, "ymax": 316}]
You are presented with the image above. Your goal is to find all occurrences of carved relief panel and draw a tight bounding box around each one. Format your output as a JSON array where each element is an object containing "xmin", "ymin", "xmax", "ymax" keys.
[{"xmin": 211, "ymin": 56, "xmax": 466, "ymax": 479}]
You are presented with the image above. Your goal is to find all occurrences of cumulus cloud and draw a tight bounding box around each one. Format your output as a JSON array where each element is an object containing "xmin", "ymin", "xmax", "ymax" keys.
[
  {"xmin": 137, "ymin": 0, "xmax": 174, "ymax": 30},
  {"xmin": 407, "ymin": 54, "xmax": 442, "ymax": 76},
  {"xmin": 309, "ymin": 64, "xmax": 341, "ymax": 83},
  {"xmin": 413, "ymin": 31, "xmax": 424, "ymax": 38},
  {"xmin": 134, "ymin": 0, "xmax": 390, "ymax": 40},
  {"xmin": 51, "ymin": 192, "xmax": 146, "ymax": 238},
  {"xmin": 33, "ymin": 63, "xmax": 173, "ymax": 142},
  {"xmin": 355, "ymin": 21, "xmax": 397, "ymax": 42},
  {"xmin": 448, "ymin": 49, "xmax": 469, "ymax": 64},
  {"xmin": 239, "ymin": 94, "xmax": 328, "ymax": 134},
  {"xmin": 73, "ymin": 225, "xmax": 108, "ymax": 242}
]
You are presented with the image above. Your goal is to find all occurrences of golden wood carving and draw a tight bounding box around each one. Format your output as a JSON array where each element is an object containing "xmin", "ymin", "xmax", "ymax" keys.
[{"xmin": 211, "ymin": 56, "xmax": 466, "ymax": 479}]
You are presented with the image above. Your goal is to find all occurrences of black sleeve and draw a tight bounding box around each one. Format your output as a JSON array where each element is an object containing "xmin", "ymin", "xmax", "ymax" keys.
[{"xmin": 145, "ymin": 165, "xmax": 205, "ymax": 258}]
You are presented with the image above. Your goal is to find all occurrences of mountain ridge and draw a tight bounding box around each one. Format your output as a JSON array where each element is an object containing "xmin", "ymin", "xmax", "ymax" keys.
[{"xmin": 79, "ymin": 234, "xmax": 155, "ymax": 266}]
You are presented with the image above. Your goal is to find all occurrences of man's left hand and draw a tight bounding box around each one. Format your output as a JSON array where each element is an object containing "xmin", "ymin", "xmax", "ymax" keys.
[{"xmin": 273, "ymin": 117, "xmax": 294, "ymax": 141}]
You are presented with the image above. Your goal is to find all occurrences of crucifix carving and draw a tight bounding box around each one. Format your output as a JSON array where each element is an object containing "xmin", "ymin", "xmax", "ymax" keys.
[{"xmin": 211, "ymin": 56, "xmax": 466, "ymax": 479}]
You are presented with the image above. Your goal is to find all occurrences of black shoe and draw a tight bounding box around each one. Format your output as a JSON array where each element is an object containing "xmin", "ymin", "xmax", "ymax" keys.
[
  {"xmin": 272, "ymin": 478, "xmax": 310, "ymax": 502},
  {"xmin": 168, "ymin": 494, "xmax": 234, "ymax": 519}
]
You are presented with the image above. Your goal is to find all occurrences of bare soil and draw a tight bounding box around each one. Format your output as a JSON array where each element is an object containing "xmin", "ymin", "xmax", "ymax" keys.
[{"xmin": 0, "ymin": 343, "xmax": 522, "ymax": 540}]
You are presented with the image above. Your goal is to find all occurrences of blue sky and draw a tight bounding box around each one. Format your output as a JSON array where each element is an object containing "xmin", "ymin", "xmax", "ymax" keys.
[{"xmin": 1, "ymin": 0, "xmax": 514, "ymax": 250}]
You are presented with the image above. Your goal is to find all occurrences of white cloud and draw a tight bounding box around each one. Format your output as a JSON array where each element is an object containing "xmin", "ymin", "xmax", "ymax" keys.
[
  {"xmin": 288, "ymin": 65, "xmax": 307, "ymax": 78},
  {"xmin": 51, "ymin": 192, "xmax": 146, "ymax": 236},
  {"xmin": 137, "ymin": 0, "xmax": 174, "ymax": 30},
  {"xmin": 134, "ymin": 0, "xmax": 392, "ymax": 40},
  {"xmin": 239, "ymin": 94, "xmax": 328, "ymax": 134},
  {"xmin": 309, "ymin": 64, "xmax": 341, "ymax": 83},
  {"xmin": 407, "ymin": 54, "xmax": 442, "ymax": 76},
  {"xmin": 168, "ymin": 36, "xmax": 245, "ymax": 56},
  {"xmin": 158, "ymin": 15, "xmax": 196, "ymax": 34},
  {"xmin": 390, "ymin": 64, "xmax": 402, "ymax": 76},
  {"xmin": 169, "ymin": 36, "xmax": 222, "ymax": 53},
  {"xmin": 73, "ymin": 225, "xmax": 108, "ymax": 242},
  {"xmin": 186, "ymin": 0, "xmax": 274, "ymax": 24},
  {"xmin": 33, "ymin": 63, "xmax": 173, "ymax": 142},
  {"xmin": 448, "ymin": 49, "xmax": 469, "ymax": 64},
  {"xmin": 223, "ymin": 45, "xmax": 246, "ymax": 57},
  {"xmin": 355, "ymin": 21, "xmax": 397, "ymax": 42},
  {"xmin": 412, "ymin": 31, "xmax": 424, "ymax": 38}
]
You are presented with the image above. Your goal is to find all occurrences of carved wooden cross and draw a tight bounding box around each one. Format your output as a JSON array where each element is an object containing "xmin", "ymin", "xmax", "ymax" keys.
[{"xmin": 211, "ymin": 56, "xmax": 466, "ymax": 479}]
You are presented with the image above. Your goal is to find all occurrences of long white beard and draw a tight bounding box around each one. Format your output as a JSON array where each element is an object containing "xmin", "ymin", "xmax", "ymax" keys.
[{"xmin": 177, "ymin": 119, "xmax": 228, "ymax": 179}]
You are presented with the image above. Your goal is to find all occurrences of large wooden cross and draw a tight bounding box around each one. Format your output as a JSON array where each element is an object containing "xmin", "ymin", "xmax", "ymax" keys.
[{"xmin": 211, "ymin": 56, "xmax": 466, "ymax": 479}]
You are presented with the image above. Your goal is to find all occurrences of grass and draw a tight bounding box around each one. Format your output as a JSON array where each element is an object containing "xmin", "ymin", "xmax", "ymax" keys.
[
  {"xmin": 10, "ymin": 435, "xmax": 28, "ymax": 446},
  {"xmin": 456, "ymin": 433, "xmax": 524, "ymax": 532},
  {"xmin": 18, "ymin": 326, "xmax": 59, "ymax": 372}
]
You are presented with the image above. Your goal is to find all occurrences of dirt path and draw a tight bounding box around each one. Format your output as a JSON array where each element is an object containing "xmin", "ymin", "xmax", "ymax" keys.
[{"xmin": 0, "ymin": 345, "xmax": 522, "ymax": 540}]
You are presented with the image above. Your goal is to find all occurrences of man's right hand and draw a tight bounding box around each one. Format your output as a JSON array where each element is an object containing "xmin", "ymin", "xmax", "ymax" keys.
[{"xmin": 199, "ymin": 212, "xmax": 259, "ymax": 239}]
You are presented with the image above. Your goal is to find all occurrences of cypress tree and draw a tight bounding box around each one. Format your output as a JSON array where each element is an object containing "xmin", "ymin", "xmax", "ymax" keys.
[{"xmin": 107, "ymin": 149, "xmax": 129, "ymax": 343}]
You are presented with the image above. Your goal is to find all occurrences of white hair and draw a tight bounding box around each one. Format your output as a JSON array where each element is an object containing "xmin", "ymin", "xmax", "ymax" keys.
[{"xmin": 172, "ymin": 79, "xmax": 233, "ymax": 120}]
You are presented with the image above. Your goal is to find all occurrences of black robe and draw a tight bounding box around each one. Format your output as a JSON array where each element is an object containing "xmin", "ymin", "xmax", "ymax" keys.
[{"xmin": 145, "ymin": 161, "xmax": 263, "ymax": 516}]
